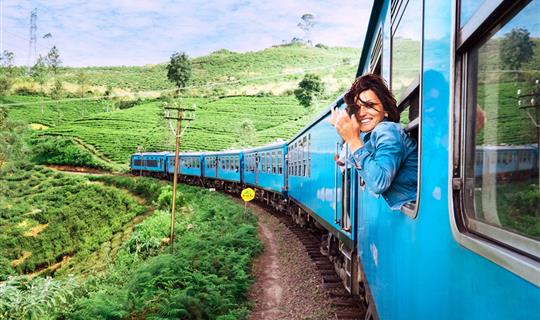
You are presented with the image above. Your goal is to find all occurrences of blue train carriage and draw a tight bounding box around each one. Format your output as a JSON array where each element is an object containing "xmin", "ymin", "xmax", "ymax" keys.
[
  {"xmin": 286, "ymin": 94, "xmax": 360, "ymax": 293},
  {"xmin": 130, "ymin": 151, "xmax": 169, "ymax": 177},
  {"xmin": 243, "ymin": 141, "xmax": 287, "ymax": 211},
  {"xmin": 203, "ymin": 150, "xmax": 243, "ymax": 193},
  {"xmin": 475, "ymin": 145, "xmax": 539, "ymax": 181},
  {"xmin": 165, "ymin": 152, "xmax": 204, "ymax": 184},
  {"xmin": 353, "ymin": 0, "xmax": 539, "ymax": 319}
]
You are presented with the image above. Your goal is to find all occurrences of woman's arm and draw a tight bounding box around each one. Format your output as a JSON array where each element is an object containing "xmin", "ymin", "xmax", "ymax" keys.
[{"xmin": 349, "ymin": 125, "xmax": 403, "ymax": 194}]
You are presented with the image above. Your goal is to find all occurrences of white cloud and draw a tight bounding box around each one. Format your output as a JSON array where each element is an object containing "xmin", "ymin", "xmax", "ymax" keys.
[{"xmin": 1, "ymin": 0, "xmax": 372, "ymax": 66}]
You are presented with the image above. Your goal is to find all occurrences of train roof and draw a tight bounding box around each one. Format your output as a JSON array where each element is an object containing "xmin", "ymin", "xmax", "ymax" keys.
[
  {"xmin": 477, "ymin": 144, "xmax": 538, "ymax": 151},
  {"xmin": 167, "ymin": 151, "xmax": 204, "ymax": 157},
  {"xmin": 243, "ymin": 141, "xmax": 287, "ymax": 153},
  {"xmin": 203, "ymin": 149, "xmax": 244, "ymax": 156},
  {"xmin": 132, "ymin": 151, "xmax": 171, "ymax": 157}
]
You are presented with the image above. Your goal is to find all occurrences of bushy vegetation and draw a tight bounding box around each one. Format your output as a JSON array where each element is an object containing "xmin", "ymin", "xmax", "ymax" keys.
[
  {"xmin": 30, "ymin": 136, "xmax": 110, "ymax": 169},
  {"xmin": 0, "ymin": 177, "xmax": 262, "ymax": 319},
  {"xmin": 0, "ymin": 163, "xmax": 145, "ymax": 275},
  {"xmin": 69, "ymin": 184, "xmax": 261, "ymax": 319}
]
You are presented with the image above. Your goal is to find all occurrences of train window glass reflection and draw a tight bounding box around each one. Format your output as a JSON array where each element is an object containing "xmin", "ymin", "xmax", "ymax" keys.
[
  {"xmin": 391, "ymin": 0, "xmax": 422, "ymax": 102},
  {"xmin": 465, "ymin": 0, "xmax": 540, "ymax": 244},
  {"xmin": 460, "ymin": 0, "xmax": 486, "ymax": 27}
]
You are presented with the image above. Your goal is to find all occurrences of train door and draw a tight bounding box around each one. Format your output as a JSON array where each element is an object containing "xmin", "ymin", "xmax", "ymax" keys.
[
  {"xmin": 335, "ymin": 141, "xmax": 352, "ymax": 232},
  {"xmin": 255, "ymin": 153, "xmax": 260, "ymax": 185}
]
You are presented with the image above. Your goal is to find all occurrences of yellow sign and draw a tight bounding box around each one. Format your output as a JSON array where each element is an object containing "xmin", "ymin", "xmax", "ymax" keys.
[{"xmin": 241, "ymin": 188, "xmax": 255, "ymax": 202}]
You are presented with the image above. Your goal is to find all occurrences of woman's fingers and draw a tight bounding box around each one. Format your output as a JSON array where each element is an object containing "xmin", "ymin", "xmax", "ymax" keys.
[{"xmin": 329, "ymin": 107, "xmax": 338, "ymax": 126}]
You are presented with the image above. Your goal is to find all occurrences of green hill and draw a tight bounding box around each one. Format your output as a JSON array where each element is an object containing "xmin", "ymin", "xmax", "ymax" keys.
[
  {"xmin": 3, "ymin": 44, "xmax": 358, "ymax": 168},
  {"xmin": 53, "ymin": 45, "xmax": 359, "ymax": 96}
]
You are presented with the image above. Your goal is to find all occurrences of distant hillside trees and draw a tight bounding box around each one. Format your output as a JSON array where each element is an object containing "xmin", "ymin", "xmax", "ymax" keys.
[
  {"xmin": 46, "ymin": 45, "xmax": 62, "ymax": 75},
  {"xmin": 501, "ymin": 28, "xmax": 535, "ymax": 80},
  {"xmin": 294, "ymin": 73, "xmax": 325, "ymax": 108},
  {"xmin": 0, "ymin": 50, "xmax": 15, "ymax": 95},
  {"xmin": 167, "ymin": 51, "xmax": 192, "ymax": 94},
  {"xmin": 46, "ymin": 46, "xmax": 64, "ymax": 99},
  {"xmin": 30, "ymin": 56, "xmax": 47, "ymax": 92}
]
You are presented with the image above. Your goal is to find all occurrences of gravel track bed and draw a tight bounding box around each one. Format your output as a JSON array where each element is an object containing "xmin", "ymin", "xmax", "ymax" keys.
[{"xmin": 246, "ymin": 201, "xmax": 335, "ymax": 320}]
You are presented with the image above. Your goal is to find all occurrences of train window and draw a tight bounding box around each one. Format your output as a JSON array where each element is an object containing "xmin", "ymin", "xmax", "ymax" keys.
[
  {"xmin": 390, "ymin": 0, "xmax": 422, "ymax": 102},
  {"xmin": 456, "ymin": 0, "xmax": 540, "ymax": 261},
  {"xmin": 460, "ymin": 0, "xmax": 486, "ymax": 27},
  {"xmin": 278, "ymin": 151, "xmax": 283, "ymax": 175}
]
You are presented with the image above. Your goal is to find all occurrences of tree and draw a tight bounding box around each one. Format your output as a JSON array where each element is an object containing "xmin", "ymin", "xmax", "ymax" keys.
[
  {"xmin": 294, "ymin": 73, "xmax": 325, "ymax": 108},
  {"xmin": 0, "ymin": 107, "xmax": 25, "ymax": 170},
  {"xmin": 45, "ymin": 45, "xmax": 62, "ymax": 75},
  {"xmin": 297, "ymin": 13, "xmax": 316, "ymax": 46},
  {"xmin": 76, "ymin": 70, "xmax": 88, "ymax": 97},
  {"xmin": 30, "ymin": 55, "xmax": 48, "ymax": 90},
  {"xmin": 501, "ymin": 28, "xmax": 535, "ymax": 80},
  {"xmin": 237, "ymin": 119, "xmax": 257, "ymax": 147},
  {"xmin": 0, "ymin": 50, "xmax": 15, "ymax": 95},
  {"xmin": 166, "ymin": 52, "xmax": 192, "ymax": 94}
]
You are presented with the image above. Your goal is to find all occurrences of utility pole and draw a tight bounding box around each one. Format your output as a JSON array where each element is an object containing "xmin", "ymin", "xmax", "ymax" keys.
[
  {"xmin": 518, "ymin": 79, "xmax": 540, "ymax": 186},
  {"xmin": 164, "ymin": 100, "xmax": 194, "ymax": 253},
  {"xmin": 27, "ymin": 8, "xmax": 37, "ymax": 68}
]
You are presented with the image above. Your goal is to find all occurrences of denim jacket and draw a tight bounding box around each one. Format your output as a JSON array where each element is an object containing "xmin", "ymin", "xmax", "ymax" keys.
[{"xmin": 348, "ymin": 121, "xmax": 418, "ymax": 210}]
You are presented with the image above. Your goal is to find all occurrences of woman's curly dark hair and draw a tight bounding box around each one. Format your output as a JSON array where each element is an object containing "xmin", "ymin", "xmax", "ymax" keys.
[{"xmin": 343, "ymin": 74, "xmax": 399, "ymax": 123}]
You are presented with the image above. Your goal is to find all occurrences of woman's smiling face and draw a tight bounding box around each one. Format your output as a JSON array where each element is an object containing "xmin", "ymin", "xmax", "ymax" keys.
[{"xmin": 354, "ymin": 89, "xmax": 387, "ymax": 132}]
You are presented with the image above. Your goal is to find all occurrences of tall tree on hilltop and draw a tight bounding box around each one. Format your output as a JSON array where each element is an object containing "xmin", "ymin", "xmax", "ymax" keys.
[
  {"xmin": 297, "ymin": 13, "xmax": 316, "ymax": 46},
  {"xmin": 294, "ymin": 73, "xmax": 325, "ymax": 108},
  {"xmin": 167, "ymin": 52, "xmax": 192, "ymax": 95}
]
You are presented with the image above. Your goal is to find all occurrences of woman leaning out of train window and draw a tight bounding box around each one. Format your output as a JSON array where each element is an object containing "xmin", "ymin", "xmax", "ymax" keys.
[{"xmin": 330, "ymin": 74, "xmax": 418, "ymax": 210}]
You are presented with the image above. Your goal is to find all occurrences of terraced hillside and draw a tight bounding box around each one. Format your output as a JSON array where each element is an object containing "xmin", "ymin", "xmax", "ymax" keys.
[
  {"xmin": 0, "ymin": 164, "xmax": 145, "ymax": 277},
  {"xmin": 37, "ymin": 95, "xmax": 320, "ymax": 164}
]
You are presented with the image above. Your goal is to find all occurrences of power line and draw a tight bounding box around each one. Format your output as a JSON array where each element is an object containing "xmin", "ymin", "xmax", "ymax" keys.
[{"xmin": 0, "ymin": 62, "xmax": 352, "ymax": 107}]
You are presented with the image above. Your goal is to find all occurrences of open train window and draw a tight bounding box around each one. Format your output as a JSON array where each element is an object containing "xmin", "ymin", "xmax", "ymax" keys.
[
  {"xmin": 278, "ymin": 151, "xmax": 283, "ymax": 174},
  {"xmin": 454, "ymin": 0, "xmax": 539, "ymax": 283},
  {"xmin": 390, "ymin": 0, "xmax": 422, "ymax": 217}
]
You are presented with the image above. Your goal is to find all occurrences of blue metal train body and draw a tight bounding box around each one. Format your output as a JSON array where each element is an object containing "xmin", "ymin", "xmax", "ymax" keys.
[
  {"xmin": 131, "ymin": 0, "xmax": 539, "ymax": 318},
  {"xmin": 211, "ymin": 150, "xmax": 243, "ymax": 183},
  {"xmin": 130, "ymin": 152, "xmax": 169, "ymax": 173},
  {"xmin": 243, "ymin": 142, "xmax": 287, "ymax": 194},
  {"xmin": 175, "ymin": 152, "xmax": 204, "ymax": 177}
]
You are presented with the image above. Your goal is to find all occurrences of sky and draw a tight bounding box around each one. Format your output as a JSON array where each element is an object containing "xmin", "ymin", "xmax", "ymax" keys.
[{"xmin": 0, "ymin": 0, "xmax": 373, "ymax": 67}]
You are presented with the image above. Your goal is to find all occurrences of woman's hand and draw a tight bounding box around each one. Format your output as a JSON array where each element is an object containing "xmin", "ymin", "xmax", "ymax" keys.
[{"xmin": 329, "ymin": 108, "xmax": 363, "ymax": 153}]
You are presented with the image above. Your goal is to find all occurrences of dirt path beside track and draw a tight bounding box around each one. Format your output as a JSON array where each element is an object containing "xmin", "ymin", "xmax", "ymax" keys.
[{"xmin": 247, "ymin": 202, "xmax": 333, "ymax": 320}]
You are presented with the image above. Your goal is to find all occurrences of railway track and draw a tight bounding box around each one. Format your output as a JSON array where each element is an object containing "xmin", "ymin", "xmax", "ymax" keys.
[{"xmin": 254, "ymin": 200, "xmax": 366, "ymax": 320}]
